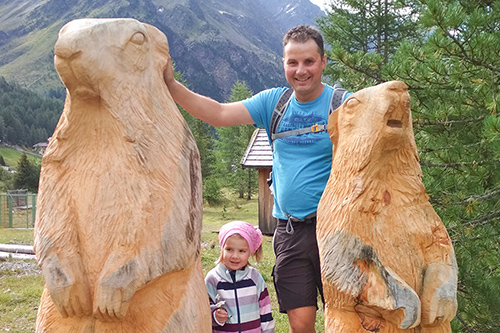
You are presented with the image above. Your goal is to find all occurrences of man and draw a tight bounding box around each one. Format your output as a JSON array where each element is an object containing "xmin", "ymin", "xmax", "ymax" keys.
[{"xmin": 164, "ymin": 24, "xmax": 349, "ymax": 333}]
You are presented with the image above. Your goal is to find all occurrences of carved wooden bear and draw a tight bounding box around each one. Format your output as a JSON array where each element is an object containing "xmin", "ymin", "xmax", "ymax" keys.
[
  {"xmin": 34, "ymin": 18, "xmax": 211, "ymax": 332},
  {"xmin": 317, "ymin": 81, "xmax": 457, "ymax": 332}
]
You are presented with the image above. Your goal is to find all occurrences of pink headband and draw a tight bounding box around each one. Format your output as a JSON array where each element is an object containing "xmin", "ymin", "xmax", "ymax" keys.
[{"xmin": 219, "ymin": 221, "xmax": 263, "ymax": 255}]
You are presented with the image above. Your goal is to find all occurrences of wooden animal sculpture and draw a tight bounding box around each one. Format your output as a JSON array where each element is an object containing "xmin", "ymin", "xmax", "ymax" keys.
[
  {"xmin": 317, "ymin": 81, "xmax": 458, "ymax": 333},
  {"xmin": 34, "ymin": 18, "xmax": 211, "ymax": 332}
]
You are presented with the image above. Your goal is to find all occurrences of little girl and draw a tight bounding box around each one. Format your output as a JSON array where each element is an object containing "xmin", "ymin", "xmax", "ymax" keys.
[{"xmin": 205, "ymin": 221, "xmax": 275, "ymax": 333}]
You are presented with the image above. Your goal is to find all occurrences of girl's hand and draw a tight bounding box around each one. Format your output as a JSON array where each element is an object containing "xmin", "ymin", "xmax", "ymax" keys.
[{"xmin": 215, "ymin": 308, "xmax": 229, "ymax": 324}]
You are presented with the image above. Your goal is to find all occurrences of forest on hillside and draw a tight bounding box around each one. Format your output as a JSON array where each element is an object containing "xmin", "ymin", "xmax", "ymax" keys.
[{"xmin": 0, "ymin": 77, "xmax": 63, "ymax": 147}]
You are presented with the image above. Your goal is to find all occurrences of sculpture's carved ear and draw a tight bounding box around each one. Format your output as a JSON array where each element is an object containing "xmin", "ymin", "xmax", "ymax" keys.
[{"xmin": 327, "ymin": 109, "xmax": 339, "ymax": 155}]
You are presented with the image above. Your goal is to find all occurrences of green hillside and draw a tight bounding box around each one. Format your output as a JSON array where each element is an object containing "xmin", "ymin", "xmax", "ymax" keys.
[{"xmin": 0, "ymin": 146, "xmax": 40, "ymax": 170}]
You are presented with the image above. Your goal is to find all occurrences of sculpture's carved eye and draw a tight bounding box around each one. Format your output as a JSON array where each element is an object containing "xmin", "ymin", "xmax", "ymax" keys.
[
  {"xmin": 130, "ymin": 32, "xmax": 146, "ymax": 45},
  {"xmin": 345, "ymin": 97, "xmax": 359, "ymax": 108}
]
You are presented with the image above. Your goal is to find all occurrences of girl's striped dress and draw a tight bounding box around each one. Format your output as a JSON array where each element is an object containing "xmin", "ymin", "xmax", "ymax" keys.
[{"xmin": 205, "ymin": 264, "xmax": 275, "ymax": 333}]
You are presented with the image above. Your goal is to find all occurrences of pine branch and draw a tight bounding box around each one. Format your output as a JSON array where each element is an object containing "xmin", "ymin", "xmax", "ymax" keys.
[
  {"xmin": 336, "ymin": 59, "xmax": 383, "ymax": 83},
  {"xmin": 419, "ymin": 141, "xmax": 483, "ymax": 153},
  {"xmin": 447, "ymin": 209, "xmax": 500, "ymax": 230},
  {"xmin": 434, "ymin": 16, "xmax": 500, "ymax": 73},
  {"xmin": 455, "ymin": 313, "xmax": 479, "ymax": 333},
  {"xmin": 413, "ymin": 116, "xmax": 487, "ymax": 126},
  {"xmin": 451, "ymin": 231, "xmax": 500, "ymax": 244},
  {"xmin": 449, "ymin": 189, "xmax": 500, "ymax": 206},
  {"xmin": 420, "ymin": 161, "xmax": 486, "ymax": 168},
  {"xmin": 432, "ymin": 189, "xmax": 500, "ymax": 207}
]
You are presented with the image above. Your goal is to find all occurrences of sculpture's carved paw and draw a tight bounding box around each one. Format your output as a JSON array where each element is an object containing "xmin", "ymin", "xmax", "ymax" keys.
[
  {"xmin": 320, "ymin": 230, "xmax": 421, "ymax": 329},
  {"xmin": 383, "ymin": 267, "xmax": 421, "ymax": 329},
  {"xmin": 424, "ymin": 291, "xmax": 457, "ymax": 326},
  {"xmin": 94, "ymin": 259, "xmax": 139, "ymax": 321},
  {"xmin": 354, "ymin": 265, "xmax": 421, "ymax": 330},
  {"xmin": 42, "ymin": 256, "xmax": 92, "ymax": 318},
  {"xmin": 93, "ymin": 289, "xmax": 131, "ymax": 322},
  {"xmin": 421, "ymin": 260, "xmax": 458, "ymax": 326}
]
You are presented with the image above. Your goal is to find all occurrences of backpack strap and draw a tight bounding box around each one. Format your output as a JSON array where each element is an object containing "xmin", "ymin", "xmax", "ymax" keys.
[
  {"xmin": 330, "ymin": 85, "xmax": 347, "ymax": 113},
  {"xmin": 272, "ymin": 123, "xmax": 328, "ymax": 140},
  {"xmin": 269, "ymin": 85, "xmax": 348, "ymax": 148},
  {"xmin": 269, "ymin": 88, "xmax": 293, "ymax": 141}
]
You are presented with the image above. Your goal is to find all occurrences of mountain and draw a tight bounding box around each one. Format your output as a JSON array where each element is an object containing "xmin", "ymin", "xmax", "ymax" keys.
[{"xmin": 0, "ymin": 0, "xmax": 325, "ymax": 102}]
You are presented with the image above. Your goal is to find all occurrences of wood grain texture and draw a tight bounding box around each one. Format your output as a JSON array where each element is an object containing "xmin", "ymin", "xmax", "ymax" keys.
[
  {"xmin": 34, "ymin": 18, "xmax": 211, "ymax": 332},
  {"xmin": 317, "ymin": 81, "xmax": 457, "ymax": 333}
]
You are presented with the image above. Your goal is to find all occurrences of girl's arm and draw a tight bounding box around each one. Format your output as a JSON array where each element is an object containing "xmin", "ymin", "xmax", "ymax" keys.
[
  {"xmin": 205, "ymin": 271, "xmax": 228, "ymax": 327},
  {"xmin": 258, "ymin": 278, "xmax": 275, "ymax": 332}
]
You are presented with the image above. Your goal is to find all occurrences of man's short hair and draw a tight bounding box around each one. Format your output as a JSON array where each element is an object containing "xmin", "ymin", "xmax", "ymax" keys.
[{"xmin": 283, "ymin": 25, "xmax": 324, "ymax": 58}]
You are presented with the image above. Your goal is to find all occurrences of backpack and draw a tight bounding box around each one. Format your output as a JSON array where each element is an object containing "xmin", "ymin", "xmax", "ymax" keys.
[{"xmin": 269, "ymin": 84, "xmax": 348, "ymax": 149}]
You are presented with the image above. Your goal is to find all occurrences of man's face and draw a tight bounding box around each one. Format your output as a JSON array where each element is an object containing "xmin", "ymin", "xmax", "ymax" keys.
[{"xmin": 283, "ymin": 39, "xmax": 327, "ymax": 102}]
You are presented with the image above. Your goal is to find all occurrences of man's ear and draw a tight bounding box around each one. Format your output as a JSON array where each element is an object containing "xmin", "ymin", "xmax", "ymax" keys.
[{"xmin": 327, "ymin": 109, "xmax": 339, "ymax": 156}]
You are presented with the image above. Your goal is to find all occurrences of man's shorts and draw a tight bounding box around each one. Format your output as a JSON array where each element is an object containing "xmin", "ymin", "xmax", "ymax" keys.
[{"xmin": 272, "ymin": 217, "xmax": 324, "ymax": 313}]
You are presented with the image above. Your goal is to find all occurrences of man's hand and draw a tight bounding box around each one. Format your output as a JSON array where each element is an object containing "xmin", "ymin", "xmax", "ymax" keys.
[{"xmin": 163, "ymin": 57, "xmax": 175, "ymax": 86}]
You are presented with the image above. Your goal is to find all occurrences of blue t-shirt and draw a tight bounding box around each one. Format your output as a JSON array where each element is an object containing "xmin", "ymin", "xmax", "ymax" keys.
[{"xmin": 243, "ymin": 84, "xmax": 348, "ymax": 220}]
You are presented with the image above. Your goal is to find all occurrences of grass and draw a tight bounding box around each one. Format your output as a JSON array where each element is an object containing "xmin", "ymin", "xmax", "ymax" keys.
[
  {"xmin": 0, "ymin": 146, "xmax": 41, "ymax": 170},
  {"xmin": 0, "ymin": 228, "xmax": 33, "ymax": 244},
  {"xmin": 0, "ymin": 193, "xmax": 325, "ymax": 332},
  {"xmin": 0, "ymin": 272, "xmax": 44, "ymax": 333}
]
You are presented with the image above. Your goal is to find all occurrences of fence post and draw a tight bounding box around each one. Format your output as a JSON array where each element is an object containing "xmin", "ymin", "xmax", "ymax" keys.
[
  {"xmin": 26, "ymin": 194, "xmax": 29, "ymax": 228},
  {"xmin": 7, "ymin": 195, "xmax": 13, "ymax": 228},
  {"xmin": 32, "ymin": 194, "xmax": 36, "ymax": 227},
  {"xmin": 0, "ymin": 193, "xmax": 37, "ymax": 228}
]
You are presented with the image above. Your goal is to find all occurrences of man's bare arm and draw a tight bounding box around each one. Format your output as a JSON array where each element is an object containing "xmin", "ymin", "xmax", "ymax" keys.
[{"xmin": 163, "ymin": 59, "xmax": 254, "ymax": 127}]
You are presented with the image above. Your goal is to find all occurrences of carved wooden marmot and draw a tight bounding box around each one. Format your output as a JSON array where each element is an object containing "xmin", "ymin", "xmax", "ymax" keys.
[
  {"xmin": 317, "ymin": 81, "xmax": 457, "ymax": 332},
  {"xmin": 34, "ymin": 18, "xmax": 211, "ymax": 332}
]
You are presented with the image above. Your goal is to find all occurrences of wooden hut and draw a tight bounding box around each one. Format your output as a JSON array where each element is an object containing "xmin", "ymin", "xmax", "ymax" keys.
[{"xmin": 240, "ymin": 128, "xmax": 275, "ymax": 235}]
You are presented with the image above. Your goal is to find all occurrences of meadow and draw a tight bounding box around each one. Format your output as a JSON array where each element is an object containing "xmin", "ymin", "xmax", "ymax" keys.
[
  {"xmin": 0, "ymin": 146, "xmax": 40, "ymax": 168},
  {"xmin": 0, "ymin": 194, "xmax": 325, "ymax": 332}
]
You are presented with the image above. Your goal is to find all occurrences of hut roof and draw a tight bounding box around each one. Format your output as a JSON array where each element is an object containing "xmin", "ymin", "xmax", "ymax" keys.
[{"xmin": 241, "ymin": 128, "xmax": 272, "ymax": 169}]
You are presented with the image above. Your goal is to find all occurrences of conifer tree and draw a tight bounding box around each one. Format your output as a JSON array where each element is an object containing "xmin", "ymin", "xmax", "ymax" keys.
[
  {"xmin": 13, "ymin": 153, "xmax": 40, "ymax": 192},
  {"xmin": 215, "ymin": 81, "xmax": 257, "ymax": 200},
  {"xmin": 320, "ymin": 0, "xmax": 500, "ymax": 331},
  {"xmin": 169, "ymin": 65, "xmax": 219, "ymax": 204},
  {"xmin": 0, "ymin": 166, "xmax": 12, "ymax": 192},
  {"xmin": 319, "ymin": 0, "xmax": 424, "ymax": 88}
]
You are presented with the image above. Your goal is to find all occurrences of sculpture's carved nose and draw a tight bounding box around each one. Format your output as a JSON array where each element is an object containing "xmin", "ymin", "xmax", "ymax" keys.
[
  {"xmin": 54, "ymin": 19, "xmax": 101, "ymax": 59},
  {"xmin": 54, "ymin": 36, "xmax": 81, "ymax": 60},
  {"xmin": 387, "ymin": 80, "xmax": 408, "ymax": 93}
]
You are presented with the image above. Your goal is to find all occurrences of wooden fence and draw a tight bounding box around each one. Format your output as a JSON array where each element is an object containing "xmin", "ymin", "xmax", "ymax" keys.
[{"xmin": 0, "ymin": 192, "xmax": 37, "ymax": 228}]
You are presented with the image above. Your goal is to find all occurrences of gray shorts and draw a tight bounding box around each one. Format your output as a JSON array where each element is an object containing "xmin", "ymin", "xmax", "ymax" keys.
[{"xmin": 272, "ymin": 217, "xmax": 324, "ymax": 313}]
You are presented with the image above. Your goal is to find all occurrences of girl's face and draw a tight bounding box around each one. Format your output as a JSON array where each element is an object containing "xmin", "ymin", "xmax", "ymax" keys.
[{"xmin": 221, "ymin": 234, "xmax": 251, "ymax": 271}]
